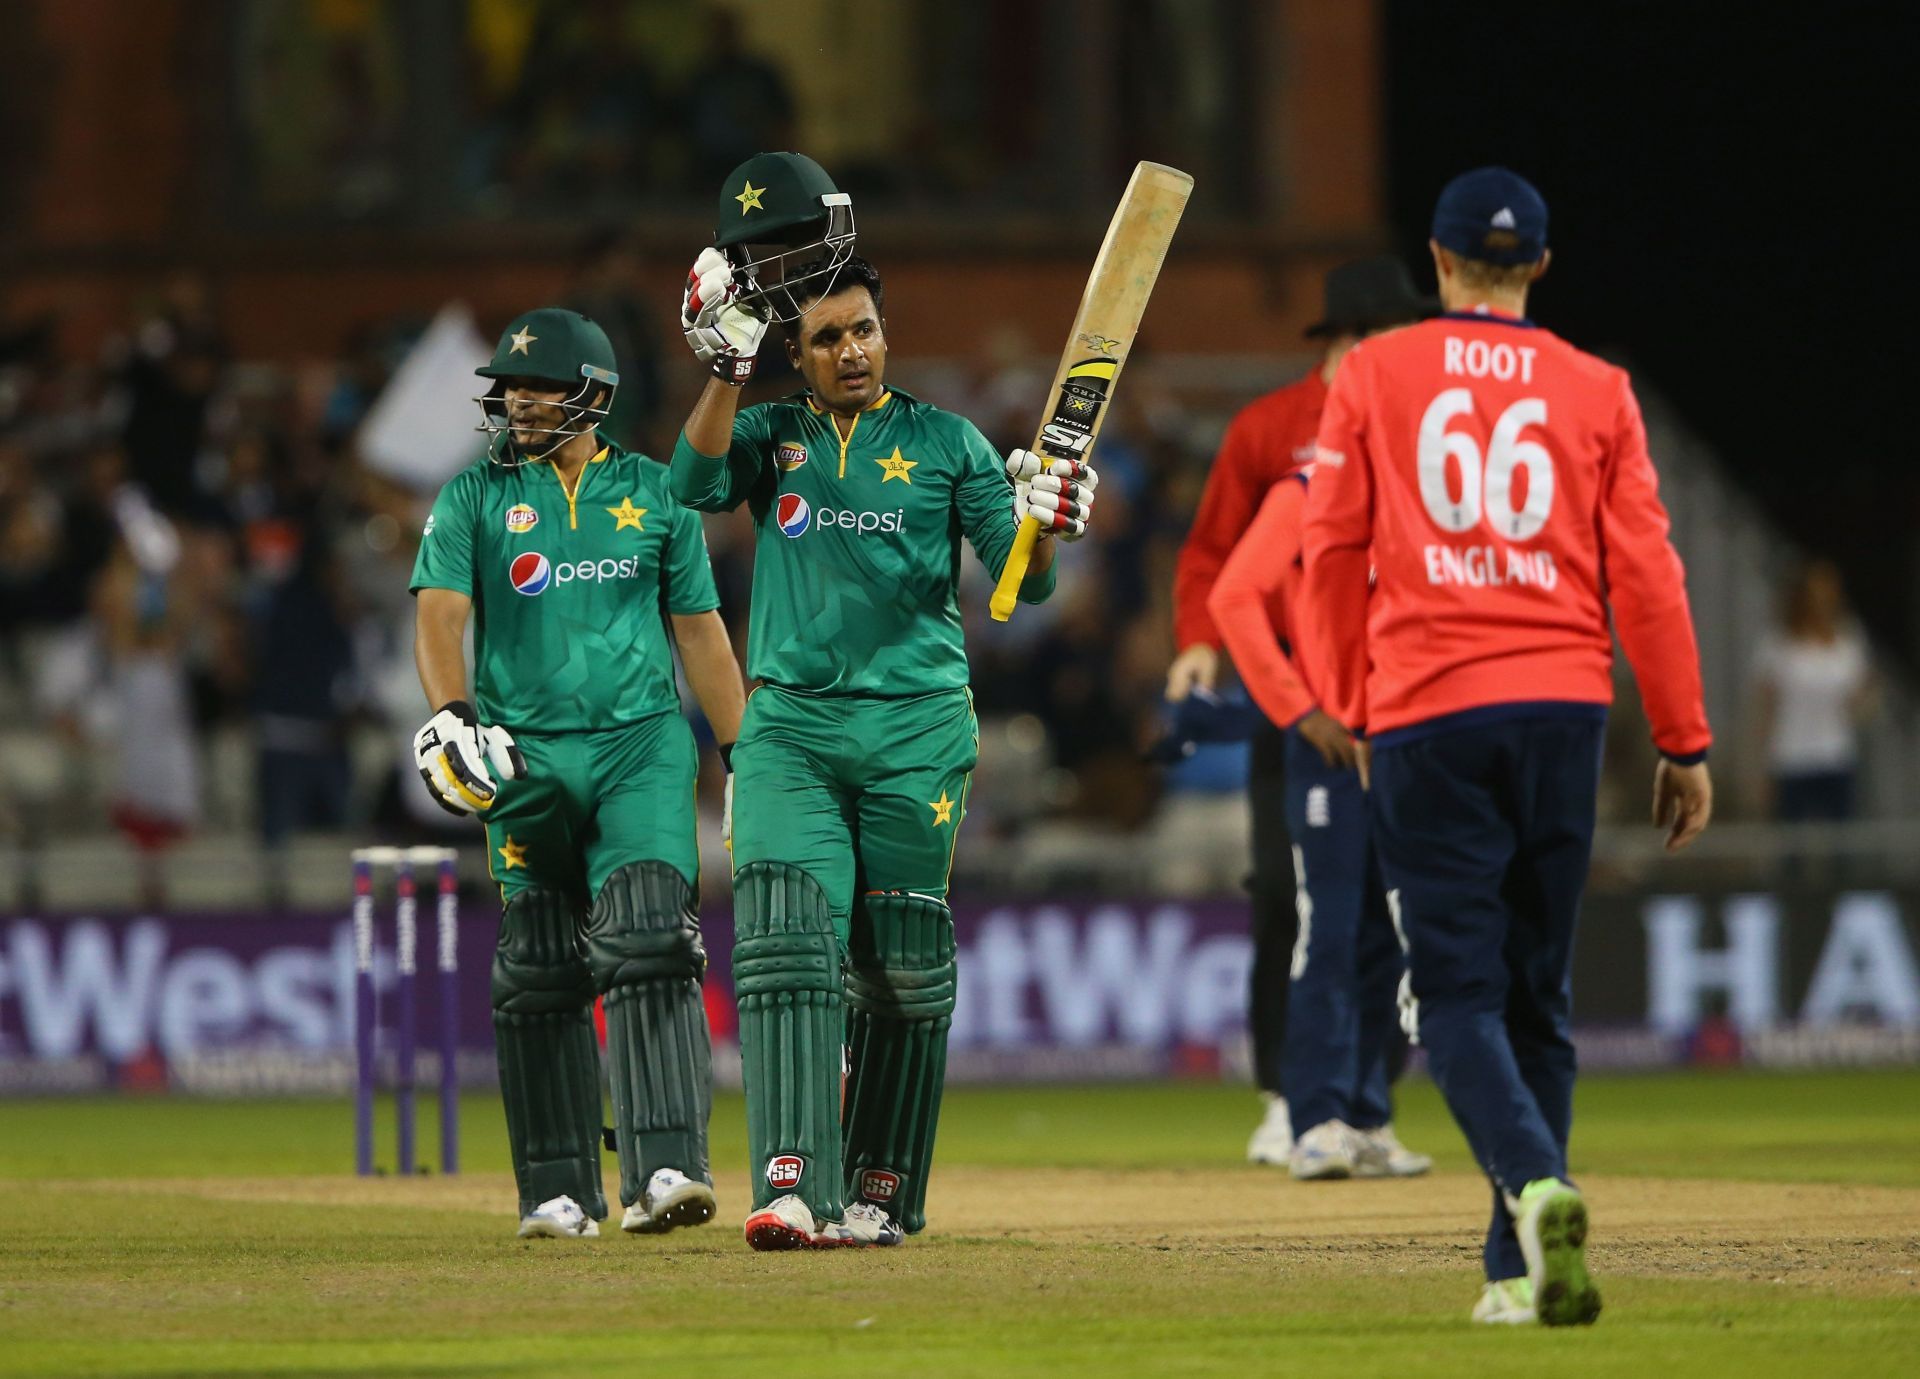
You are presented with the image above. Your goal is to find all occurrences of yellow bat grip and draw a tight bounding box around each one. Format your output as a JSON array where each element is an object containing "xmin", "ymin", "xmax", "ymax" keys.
[{"xmin": 988, "ymin": 515, "xmax": 1045, "ymax": 622}]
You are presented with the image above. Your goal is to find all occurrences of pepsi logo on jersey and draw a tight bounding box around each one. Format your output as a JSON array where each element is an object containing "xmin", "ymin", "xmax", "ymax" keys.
[
  {"xmin": 506, "ymin": 551, "xmax": 647, "ymax": 594},
  {"xmin": 776, "ymin": 493, "xmax": 811, "ymax": 537},
  {"xmin": 775, "ymin": 492, "xmax": 905, "ymax": 539},
  {"xmin": 509, "ymin": 552, "xmax": 551, "ymax": 595}
]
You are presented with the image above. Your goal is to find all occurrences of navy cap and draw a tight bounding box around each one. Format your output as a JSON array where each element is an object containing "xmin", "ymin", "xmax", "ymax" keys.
[{"xmin": 1431, "ymin": 167, "xmax": 1548, "ymax": 266}]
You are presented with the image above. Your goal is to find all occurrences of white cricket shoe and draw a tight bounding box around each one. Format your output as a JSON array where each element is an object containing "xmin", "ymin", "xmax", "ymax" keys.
[
  {"xmin": 516, "ymin": 1195, "xmax": 599, "ymax": 1239},
  {"xmin": 1471, "ymin": 1277, "xmax": 1536, "ymax": 1325},
  {"xmin": 743, "ymin": 1193, "xmax": 854, "ymax": 1250},
  {"xmin": 1351, "ymin": 1123, "xmax": 1434, "ymax": 1178},
  {"xmin": 1289, "ymin": 1119, "xmax": 1357, "ymax": 1180},
  {"xmin": 621, "ymin": 1167, "xmax": 717, "ymax": 1235},
  {"xmin": 1246, "ymin": 1094, "xmax": 1293, "ymax": 1165},
  {"xmin": 843, "ymin": 1201, "xmax": 905, "ymax": 1247}
]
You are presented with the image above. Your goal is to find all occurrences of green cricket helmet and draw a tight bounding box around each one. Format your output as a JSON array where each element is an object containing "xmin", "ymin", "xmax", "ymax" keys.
[
  {"xmin": 713, "ymin": 151, "xmax": 856, "ymax": 323},
  {"xmin": 473, "ymin": 307, "xmax": 620, "ymax": 467}
]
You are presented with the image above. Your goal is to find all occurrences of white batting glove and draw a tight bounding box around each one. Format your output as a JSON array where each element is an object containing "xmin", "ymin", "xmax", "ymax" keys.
[
  {"xmin": 1007, "ymin": 448, "xmax": 1099, "ymax": 540},
  {"xmin": 681, "ymin": 248, "xmax": 767, "ymax": 385},
  {"xmin": 411, "ymin": 701, "xmax": 526, "ymax": 817}
]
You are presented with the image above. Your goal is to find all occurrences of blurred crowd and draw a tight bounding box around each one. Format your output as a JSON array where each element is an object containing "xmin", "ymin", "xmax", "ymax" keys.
[
  {"xmin": 0, "ymin": 250, "xmax": 1886, "ymax": 907},
  {"xmin": 0, "ymin": 257, "xmax": 1254, "ymax": 907}
]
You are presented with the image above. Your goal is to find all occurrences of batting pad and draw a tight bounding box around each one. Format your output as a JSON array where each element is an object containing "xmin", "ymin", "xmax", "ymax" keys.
[
  {"xmin": 842, "ymin": 891, "xmax": 957, "ymax": 1234},
  {"xmin": 732, "ymin": 862, "xmax": 846, "ymax": 1221},
  {"xmin": 588, "ymin": 862, "xmax": 713, "ymax": 1206},
  {"xmin": 491, "ymin": 887, "xmax": 605, "ymax": 1219}
]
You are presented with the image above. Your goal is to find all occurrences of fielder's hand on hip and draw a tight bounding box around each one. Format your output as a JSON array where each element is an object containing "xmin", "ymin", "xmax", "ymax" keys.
[
  {"xmin": 681, "ymin": 248, "xmax": 767, "ymax": 384},
  {"xmin": 1165, "ymin": 644, "xmax": 1219, "ymax": 702},
  {"xmin": 412, "ymin": 700, "xmax": 526, "ymax": 817},
  {"xmin": 1006, "ymin": 449, "xmax": 1098, "ymax": 539}
]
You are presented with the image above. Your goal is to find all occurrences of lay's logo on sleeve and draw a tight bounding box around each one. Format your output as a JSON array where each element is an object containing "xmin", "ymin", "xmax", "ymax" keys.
[{"xmin": 505, "ymin": 504, "xmax": 539, "ymax": 533}]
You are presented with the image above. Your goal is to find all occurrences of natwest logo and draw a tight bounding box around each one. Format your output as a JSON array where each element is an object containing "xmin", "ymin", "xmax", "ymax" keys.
[{"xmin": 766, "ymin": 1154, "xmax": 805, "ymax": 1190}]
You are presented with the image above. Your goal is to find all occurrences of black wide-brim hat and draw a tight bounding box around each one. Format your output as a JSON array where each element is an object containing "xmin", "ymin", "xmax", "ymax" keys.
[{"xmin": 1305, "ymin": 255, "xmax": 1438, "ymax": 338}]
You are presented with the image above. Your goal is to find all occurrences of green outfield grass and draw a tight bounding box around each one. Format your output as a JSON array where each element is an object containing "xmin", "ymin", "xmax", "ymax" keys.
[{"xmin": 1, "ymin": 1070, "xmax": 1916, "ymax": 1378}]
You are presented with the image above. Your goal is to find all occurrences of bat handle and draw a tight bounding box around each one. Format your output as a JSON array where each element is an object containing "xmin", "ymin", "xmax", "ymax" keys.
[{"xmin": 989, "ymin": 515, "xmax": 1045, "ymax": 622}]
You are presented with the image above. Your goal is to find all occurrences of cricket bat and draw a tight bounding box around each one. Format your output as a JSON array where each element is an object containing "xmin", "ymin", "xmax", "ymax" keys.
[{"xmin": 988, "ymin": 160, "xmax": 1193, "ymax": 622}]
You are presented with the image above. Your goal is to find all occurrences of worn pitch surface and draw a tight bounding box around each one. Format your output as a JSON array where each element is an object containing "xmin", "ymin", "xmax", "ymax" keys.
[{"xmin": 2, "ymin": 1074, "xmax": 1915, "ymax": 1376}]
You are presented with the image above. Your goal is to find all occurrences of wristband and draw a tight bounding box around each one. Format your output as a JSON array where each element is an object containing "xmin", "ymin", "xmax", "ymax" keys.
[
  {"xmin": 718, "ymin": 742, "xmax": 735, "ymax": 772},
  {"xmin": 440, "ymin": 699, "xmax": 478, "ymax": 728},
  {"xmin": 714, "ymin": 355, "xmax": 756, "ymax": 386}
]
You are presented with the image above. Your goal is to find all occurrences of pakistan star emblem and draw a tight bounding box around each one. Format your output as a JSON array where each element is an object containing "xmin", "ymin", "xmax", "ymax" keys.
[
  {"xmin": 927, "ymin": 790, "xmax": 956, "ymax": 826},
  {"xmin": 497, "ymin": 836, "xmax": 528, "ymax": 870},
  {"xmin": 606, "ymin": 496, "xmax": 648, "ymax": 531},
  {"xmin": 508, "ymin": 325, "xmax": 537, "ymax": 355},
  {"xmin": 735, "ymin": 180, "xmax": 766, "ymax": 214},
  {"xmin": 875, "ymin": 446, "xmax": 917, "ymax": 484}
]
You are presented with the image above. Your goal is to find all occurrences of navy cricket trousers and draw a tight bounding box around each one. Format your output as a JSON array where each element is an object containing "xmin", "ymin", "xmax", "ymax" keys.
[
  {"xmin": 1279, "ymin": 728, "xmax": 1404, "ymax": 1135},
  {"xmin": 1368, "ymin": 707, "xmax": 1604, "ymax": 1282}
]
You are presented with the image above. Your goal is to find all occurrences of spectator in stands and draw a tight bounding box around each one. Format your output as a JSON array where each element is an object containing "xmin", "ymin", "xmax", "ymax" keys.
[
  {"xmin": 685, "ymin": 10, "xmax": 796, "ymax": 190},
  {"xmin": 1753, "ymin": 560, "xmax": 1878, "ymax": 821}
]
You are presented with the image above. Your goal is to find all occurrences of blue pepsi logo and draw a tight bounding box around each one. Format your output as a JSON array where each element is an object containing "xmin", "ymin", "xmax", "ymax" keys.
[
  {"xmin": 509, "ymin": 551, "xmax": 551, "ymax": 595},
  {"xmin": 776, "ymin": 493, "xmax": 811, "ymax": 538}
]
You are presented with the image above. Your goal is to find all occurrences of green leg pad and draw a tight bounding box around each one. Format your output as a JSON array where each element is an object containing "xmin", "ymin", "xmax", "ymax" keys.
[
  {"xmin": 492, "ymin": 887, "xmax": 606, "ymax": 1220},
  {"xmin": 732, "ymin": 861, "xmax": 845, "ymax": 1222},
  {"xmin": 587, "ymin": 861, "xmax": 713, "ymax": 1207},
  {"xmin": 842, "ymin": 892, "xmax": 957, "ymax": 1234}
]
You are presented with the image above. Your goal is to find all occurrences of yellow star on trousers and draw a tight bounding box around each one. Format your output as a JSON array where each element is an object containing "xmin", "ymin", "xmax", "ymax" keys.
[
  {"xmin": 735, "ymin": 180, "xmax": 766, "ymax": 214},
  {"xmin": 605, "ymin": 496, "xmax": 648, "ymax": 531},
  {"xmin": 927, "ymin": 790, "xmax": 956, "ymax": 827},
  {"xmin": 497, "ymin": 836, "xmax": 528, "ymax": 870},
  {"xmin": 875, "ymin": 446, "xmax": 917, "ymax": 484},
  {"xmin": 508, "ymin": 325, "xmax": 537, "ymax": 355}
]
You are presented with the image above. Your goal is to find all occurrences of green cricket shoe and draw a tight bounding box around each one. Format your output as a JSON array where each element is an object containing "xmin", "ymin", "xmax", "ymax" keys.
[
  {"xmin": 1511, "ymin": 1179, "xmax": 1602, "ymax": 1326},
  {"xmin": 1471, "ymin": 1277, "xmax": 1535, "ymax": 1325}
]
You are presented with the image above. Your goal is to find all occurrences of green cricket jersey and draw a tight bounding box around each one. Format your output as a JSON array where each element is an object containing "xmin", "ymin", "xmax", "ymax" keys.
[
  {"xmin": 410, "ymin": 441, "xmax": 720, "ymax": 733},
  {"xmin": 669, "ymin": 388, "xmax": 1054, "ymax": 696}
]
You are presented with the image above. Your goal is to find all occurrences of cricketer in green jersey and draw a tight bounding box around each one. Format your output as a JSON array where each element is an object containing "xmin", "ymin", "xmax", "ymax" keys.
[
  {"xmin": 410, "ymin": 307, "xmax": 748, "ymax": 1241},
  {"xmin": 669, "ymin": 152, "xmax": 1100, "ymax": 1250}
]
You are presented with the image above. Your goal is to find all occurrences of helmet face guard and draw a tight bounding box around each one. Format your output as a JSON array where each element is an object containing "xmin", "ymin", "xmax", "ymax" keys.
[
  {"xmin": 473, "ymin": 365, "xmax": 617, "ymax": 468},
  {"xmin": 723, "ymin": 194, "xmax": 856, "ymax": 324}
]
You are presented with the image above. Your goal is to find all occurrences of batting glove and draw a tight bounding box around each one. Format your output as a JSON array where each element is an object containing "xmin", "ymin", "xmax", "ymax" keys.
[
  {"xmin": 1007, "ymin": 448, "xmax": 1098, "ymax": 540},
  {"xmin": 719, "ymin": 742, "xmax": 735, "ymax": 854},
  {"xmin": 682, "ymin": 248, "xmax": 767, "ymax": 384},
  {"xmin": 412, "ymin": 701, "xmax": 526, "ymax": 817}
]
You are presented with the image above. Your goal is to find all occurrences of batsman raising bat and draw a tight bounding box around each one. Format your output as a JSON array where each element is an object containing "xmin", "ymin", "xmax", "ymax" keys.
[{"xmin": 669, "ymin": 150, "xmax": 1123, "ymax": 1249}]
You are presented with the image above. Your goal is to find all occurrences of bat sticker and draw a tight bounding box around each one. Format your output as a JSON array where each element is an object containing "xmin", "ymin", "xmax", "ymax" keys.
[
  {"xmin": 1078, "ymin": 332, "xmax": 1123, "ymax": 354},
  {"xmin": 1039, "ymin": 357, "xmax": 1117, "ymax": 459}
]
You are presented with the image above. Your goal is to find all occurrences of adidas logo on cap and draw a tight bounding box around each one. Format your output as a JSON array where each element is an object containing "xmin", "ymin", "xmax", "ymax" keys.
[{"xmin": 1491, "ymin": 207, "xmax": 1518, "ymax": 229}]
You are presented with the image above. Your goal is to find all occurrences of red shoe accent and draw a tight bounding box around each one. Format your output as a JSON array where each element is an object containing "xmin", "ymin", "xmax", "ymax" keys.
[{"xmin": 743, "ymin": 1211, "xmax": 812, "ymax": 1251}]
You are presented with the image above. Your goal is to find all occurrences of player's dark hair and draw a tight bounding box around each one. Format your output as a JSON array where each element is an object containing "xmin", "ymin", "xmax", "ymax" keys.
[
  {"xmin": 1451, "ymin": 253, "xmax": 1539, "ymax": 292},
  {"xmin": 784, "ymin": 254, "xmax": 884, "ymax": 336}
]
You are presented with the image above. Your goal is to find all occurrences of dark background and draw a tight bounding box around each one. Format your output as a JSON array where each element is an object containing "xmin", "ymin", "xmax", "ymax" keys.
[{"xmin": 1385, "ymin": 1, "xmax": 1919, "ymax": 670}]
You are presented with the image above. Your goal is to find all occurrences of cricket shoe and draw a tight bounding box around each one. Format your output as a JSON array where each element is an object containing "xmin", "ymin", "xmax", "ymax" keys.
[
  {"xmin": 1508, "ymin": 1178, "xmax": 1602, "ymax": 1326},
  {"xmin": 1351, "ymin": 1123, "xmax": 1434, "ymax": 1178},
  {"xmin": 842, "ymin": 1202, "xmax": 905, "ymax": 1247},
  {"xmin": 743, "ymin": 1194, "xmax": 860, "ymax": 1251},
  {"xmin": 517, "ymin": 1195, "xmax": 599, "ymax": 1240},
  {"xmin": 1246, "ymin": 1094, "xmax": 1293, "ymax": 1165},
  {"xmin": 1471, "ymin": 1277, "xmax": 1536, "ymax": 1325},
  {"xmin": 621, "ymin": 1167, "xmax": 717, "ymax": 1235},
  {"xmin": 1289, "ymin": 1120, "xmax": 1358, "ymax": 1181}
]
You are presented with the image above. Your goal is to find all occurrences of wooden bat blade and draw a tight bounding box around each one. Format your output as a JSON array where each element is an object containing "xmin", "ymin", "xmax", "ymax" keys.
[{"xmin": 989, "ymin": 161, "xmax": 1193, "ymax": 621}]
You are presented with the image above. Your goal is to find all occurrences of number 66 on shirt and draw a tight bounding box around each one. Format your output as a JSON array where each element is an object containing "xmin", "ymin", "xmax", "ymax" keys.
[{"xmin": 1298, "ymin": 306, "xmax": 1710, "ymax": 764}]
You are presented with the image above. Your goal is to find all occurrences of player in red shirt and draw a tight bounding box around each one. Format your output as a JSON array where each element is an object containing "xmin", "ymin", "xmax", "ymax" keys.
[
  {"xmin": 1167, "ymin": 258, "xmax": 1432, "ymax": 1165},
  {"xmin": 1299, "ymin": 168, "xmax": 1713, "ymax": 1327},
  {"xmin": 1209, "ymin": 469, "xmax": 1432, "ymax": 1182}
]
